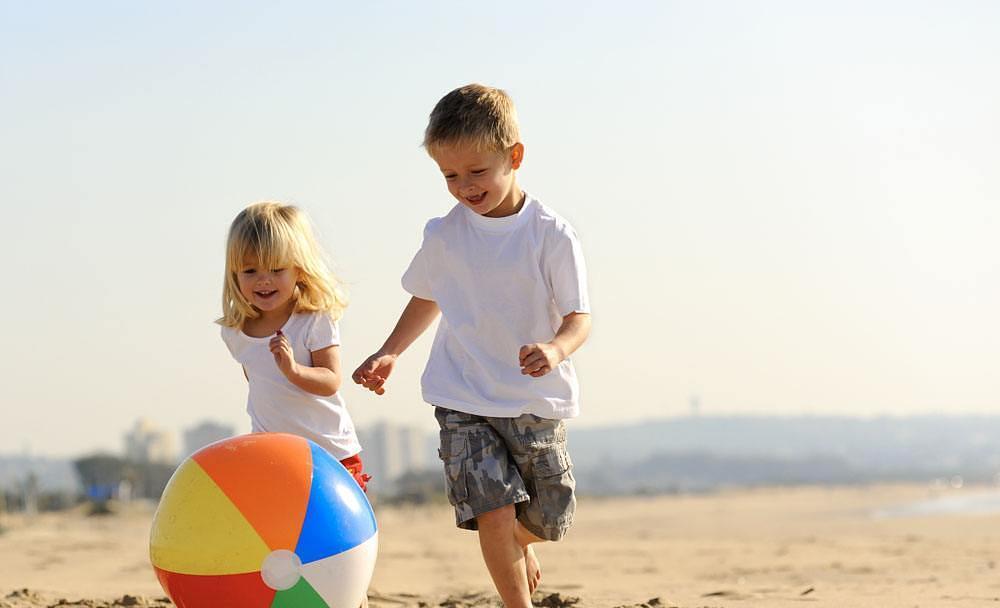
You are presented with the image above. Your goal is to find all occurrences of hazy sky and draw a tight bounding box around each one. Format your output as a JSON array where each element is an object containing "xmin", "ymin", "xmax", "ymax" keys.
[{"xmin": 2, "ymin": 1, "xmax": 997, "ymax": 457}]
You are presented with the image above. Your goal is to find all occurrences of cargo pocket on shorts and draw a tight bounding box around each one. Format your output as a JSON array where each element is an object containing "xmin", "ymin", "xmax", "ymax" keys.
[
  {"xmin": 529, "ymin": 444, "xmax": 575, "ymax": 531},
  {"xmin": 438, "ymin": 431, "xmax": 470, "ymax": 506}
]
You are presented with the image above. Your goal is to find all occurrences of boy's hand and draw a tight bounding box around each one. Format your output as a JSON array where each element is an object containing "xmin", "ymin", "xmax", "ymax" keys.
[
  {"xmin": 269, "ymin": 330, "xmax": 297, "ymax": 378},
  {"xmin": 519, "ymin": 342, "xmax": 564, "ymax": 377},
  {"xmin": 352, "ymin": 351, "xmax": 397, "ymax": 395}
]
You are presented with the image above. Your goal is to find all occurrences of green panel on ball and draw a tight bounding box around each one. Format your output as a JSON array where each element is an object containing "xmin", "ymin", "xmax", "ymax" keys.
[{"xmin": 270, "ymin": 577, "xmax": 329, "ymax": 608}]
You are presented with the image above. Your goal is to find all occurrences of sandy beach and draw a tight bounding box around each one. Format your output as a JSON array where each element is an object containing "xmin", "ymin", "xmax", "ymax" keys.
[{"xmin": 2, "ymin": 484, "xmax": 999, "ymax": 607}]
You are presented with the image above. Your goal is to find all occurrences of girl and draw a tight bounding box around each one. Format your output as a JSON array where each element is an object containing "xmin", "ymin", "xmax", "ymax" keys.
[{"xmin": 218, "ymin": 201, "xmax": 370, "ymax": 491}]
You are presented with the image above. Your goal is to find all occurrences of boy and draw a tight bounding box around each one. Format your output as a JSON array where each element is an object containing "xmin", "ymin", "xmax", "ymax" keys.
[{"xmin": 352, "ymin": 83, "xmax": 591, "ymax": 608}]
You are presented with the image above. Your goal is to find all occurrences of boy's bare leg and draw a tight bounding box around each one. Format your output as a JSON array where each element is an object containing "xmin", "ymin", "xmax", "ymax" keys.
[
  {"xmin": 477, "ymin": 505, "xmax": 533, "ymax": 608},
  {"xmin": 515, "ymin": 520, "xmax": 545, "ymax": 593}
]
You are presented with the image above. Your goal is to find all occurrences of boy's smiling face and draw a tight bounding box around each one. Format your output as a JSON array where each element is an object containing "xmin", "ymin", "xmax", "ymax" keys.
[{"xmin": 431, "ymin": 141, "xmax": 524, "ymax": 218}]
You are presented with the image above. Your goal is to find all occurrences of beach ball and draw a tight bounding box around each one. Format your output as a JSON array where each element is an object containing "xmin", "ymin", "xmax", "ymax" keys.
[{"xmin": 149, "ymin": 433, "xmax": 378, "ymax": 608}]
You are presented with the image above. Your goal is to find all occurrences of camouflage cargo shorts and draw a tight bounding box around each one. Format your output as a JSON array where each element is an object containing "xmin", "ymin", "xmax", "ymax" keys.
[{"xmin": 434, "ymin": 406, "xmax": 576, "ymax": 541}]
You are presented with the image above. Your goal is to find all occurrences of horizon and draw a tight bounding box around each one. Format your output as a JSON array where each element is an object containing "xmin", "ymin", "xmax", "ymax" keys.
[
  {"xmin": 5, "ymin": 411, "xmax": 1000, "ymax": 503},
  {"xmin": 5, "ymin": 410, "xmax": 1000, "ymax": 460}
]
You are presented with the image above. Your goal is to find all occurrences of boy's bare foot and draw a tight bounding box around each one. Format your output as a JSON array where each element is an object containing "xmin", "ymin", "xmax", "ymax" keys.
[{"xmin": 524, "ymin": 544, "xmax": 541, "ymax": 594}]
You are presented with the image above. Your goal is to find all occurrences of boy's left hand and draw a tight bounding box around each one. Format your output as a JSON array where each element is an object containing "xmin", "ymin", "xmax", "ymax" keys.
[
  {"xmin": 519, "ymin": 342, "xmax": 563, "ymax": 377},
  {"xmin": 269, "ymin": 330, "xmax": 297, "ymax": 377}
]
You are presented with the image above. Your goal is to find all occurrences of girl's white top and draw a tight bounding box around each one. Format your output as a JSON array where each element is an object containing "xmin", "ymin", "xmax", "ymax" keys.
[
  {"xmin": 401, "ymin": 194, "xmax": 590, "ymax": 419},
  {"xmin": 220, "ymin": 312, "xmax": 361, "ymax": 460}
]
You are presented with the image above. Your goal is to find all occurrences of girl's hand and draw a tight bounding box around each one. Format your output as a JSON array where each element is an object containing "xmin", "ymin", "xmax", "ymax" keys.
[
  {"xmin": 519, "ymin": 342, "xmax": 564, "ymax": 377},
  {"xmin": 269, "ymin": 330, "xmax": 297, "ymax": 378},
  {"xmin": 352, "ymin": 351, "xmax": 397, "ymax": 395}
]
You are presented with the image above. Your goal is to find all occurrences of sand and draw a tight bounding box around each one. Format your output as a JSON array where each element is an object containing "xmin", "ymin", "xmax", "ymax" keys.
[{"xmin": 2, "ymin": 484, "xmax": 999, "ymax": 607}]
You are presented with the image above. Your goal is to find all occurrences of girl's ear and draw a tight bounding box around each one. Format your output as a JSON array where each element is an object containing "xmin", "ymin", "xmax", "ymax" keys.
[{"xmin": 510, "ymin": 142, "xmax": 525, "ymax": 170}]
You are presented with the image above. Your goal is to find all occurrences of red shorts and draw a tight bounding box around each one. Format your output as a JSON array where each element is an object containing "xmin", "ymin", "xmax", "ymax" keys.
[{"xmin": 339, "ymin": 454, "xmax": 372, "ymax": 493}]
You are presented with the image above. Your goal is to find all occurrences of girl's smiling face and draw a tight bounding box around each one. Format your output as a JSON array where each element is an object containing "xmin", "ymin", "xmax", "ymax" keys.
[
  {"xmin": 432, "ymin": 142, "xmax": 524, "ymax": 218},
  {"xmin": 236, "ymin": 254, "xmax": 300, "ymax": 315}
]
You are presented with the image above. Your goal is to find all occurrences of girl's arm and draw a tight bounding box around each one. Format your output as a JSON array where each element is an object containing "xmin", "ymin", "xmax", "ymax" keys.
[
  {"xmin": 270, "ymin": 334, "xmax": 343, "ymax": 396},
  {"xmin": 299, "ymin": 345, "xmax": 343, "ymax": 396}
]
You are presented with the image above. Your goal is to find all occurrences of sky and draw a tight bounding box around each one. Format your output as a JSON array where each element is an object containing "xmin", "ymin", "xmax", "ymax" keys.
[{"xmin": 1, "ymin": 1, "xmax": 998, "ymax": 457}]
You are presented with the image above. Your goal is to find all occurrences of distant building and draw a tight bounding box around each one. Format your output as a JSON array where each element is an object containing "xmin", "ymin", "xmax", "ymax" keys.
[
  {"xmin": 689, "ymin": 394, "xmax": 701, "ymax": 417},
  {"xmin": 183, "ymin": 421, "xmax": 236, "ymax": 458},
  {"xmin": 123, "ymin": 418, "xmax": 176, "ymax": 464},
  {"xmin": 357, "ymin": 421, "xmax": 434, "ymax": 492}
]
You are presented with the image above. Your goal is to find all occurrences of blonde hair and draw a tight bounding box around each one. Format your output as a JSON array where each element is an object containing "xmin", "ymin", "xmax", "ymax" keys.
[
  {"xmin": 423, "ymin": 83, "xmax": 520, "ymax": 155},
  {"xmin": 219, "ymin": 202, "xmax": 347, "ymax": 328}
]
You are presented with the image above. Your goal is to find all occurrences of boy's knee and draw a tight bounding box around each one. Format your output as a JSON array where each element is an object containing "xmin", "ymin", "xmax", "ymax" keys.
[{"xmin": 476, "ymin": 503, "xmax": 516, "ymax": 529}]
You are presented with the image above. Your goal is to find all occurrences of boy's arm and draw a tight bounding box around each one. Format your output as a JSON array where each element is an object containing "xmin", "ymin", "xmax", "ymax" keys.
[
  {"xmin": 519, "ymin": 312, "xmax": 591, "ymax": 377},
  {"xmin": 352, "ymin": 296, "xmax": 441, "ymax": 395}
]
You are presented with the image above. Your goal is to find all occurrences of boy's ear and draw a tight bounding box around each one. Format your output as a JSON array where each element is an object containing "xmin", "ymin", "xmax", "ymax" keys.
[{"xmin": 510, "ymin": 142, "xmax": 525, "ymax": 170}]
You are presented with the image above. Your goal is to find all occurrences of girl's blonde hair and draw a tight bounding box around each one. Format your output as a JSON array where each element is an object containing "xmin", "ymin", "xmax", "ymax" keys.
[{"xmin": 219, "ymin": 202, "xmax": 347, "ymax": 328}]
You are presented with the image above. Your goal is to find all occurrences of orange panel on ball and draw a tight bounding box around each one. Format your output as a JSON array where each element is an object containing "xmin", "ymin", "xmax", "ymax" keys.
[{"xmin": 193, "ymin": 433, "xmax": 313, "ymax": 551}]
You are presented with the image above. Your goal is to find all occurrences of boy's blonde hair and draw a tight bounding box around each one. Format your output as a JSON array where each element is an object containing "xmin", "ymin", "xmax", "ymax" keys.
[
  {"xmin": 219, "ymin": 202, "xmax": 347, "ymax": 328},
  {"xmin": 423, "ymin": 83, "xmax": 520, "ymax": 155}
]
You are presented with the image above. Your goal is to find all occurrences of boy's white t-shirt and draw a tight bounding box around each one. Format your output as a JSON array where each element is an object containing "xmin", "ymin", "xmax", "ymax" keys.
[
  {"xmin": 220, "ymin": 312, "xmax": 361, "ymax": 460},
  {"xmin": 402, "ymin": 194, "xmax": 590, "ymax": 419}
]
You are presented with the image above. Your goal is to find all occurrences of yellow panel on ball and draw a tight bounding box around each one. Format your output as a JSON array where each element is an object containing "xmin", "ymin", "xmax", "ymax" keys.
[{"xmin": 149, "ymin": 458, "xmax": 270, "ymax": 575}]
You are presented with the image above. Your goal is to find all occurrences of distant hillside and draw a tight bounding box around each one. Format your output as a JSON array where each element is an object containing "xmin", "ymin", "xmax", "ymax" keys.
[
  {"xmin": 569, "ymin": 415, "xmax": 1000, "ymax": 494},
  {"xmin": 569, "ymin": 415, "xmax": 1000, "ymax": 469}
]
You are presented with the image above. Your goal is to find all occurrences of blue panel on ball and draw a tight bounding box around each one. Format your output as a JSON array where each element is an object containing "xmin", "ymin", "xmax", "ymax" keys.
[{"xmin": 295, "ymin": 443, "xmax": 378, "ymax": 564}]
